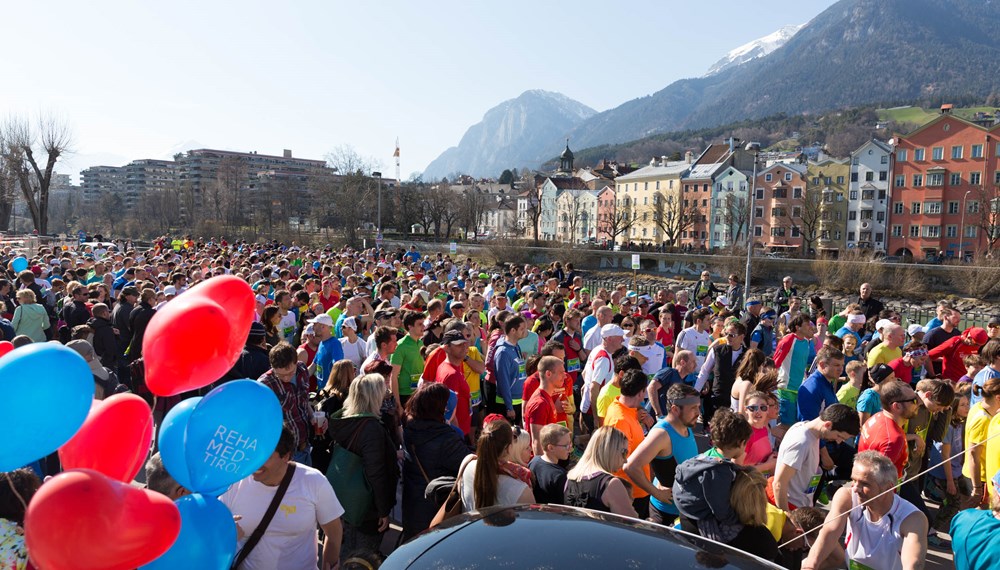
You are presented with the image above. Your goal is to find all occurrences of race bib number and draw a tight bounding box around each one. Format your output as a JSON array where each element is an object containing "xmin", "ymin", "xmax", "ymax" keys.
[
  {"xmin": 566, "ymin": 358, "xmax": 581, "ymax": 373},
  {"xmin": 409, "ymin": 373, "xmax": 420, "ymax": 391},
  {"xmin": 471, "ymin": 390, "xmax": 482, "ymax": 407},
  {"xmin": 848, "ymin": 560, "xmax": 877, "ymax": 570},
  {"xmin": 696, "ymin": 344, "xmax": 708, "ymax": 357},
  {"xmin": 517, "ymin": 359, "xmax": 527, "ymax": 381}
]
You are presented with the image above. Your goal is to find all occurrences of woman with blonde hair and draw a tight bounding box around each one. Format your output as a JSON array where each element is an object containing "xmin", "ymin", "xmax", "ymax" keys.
[
  {"xmin": 565, "ymin": 426, "xmax": 637, "ymax": 517},
  {"xmin": 11, "ymin": 289, "xmax": 49, "ymax": 342},
  {"xmin": 312, "ymin": 359, "xmax": 357, "ymax": 472},
  {"xmin": 327, "ymin": 373, "xmax": 400, "ymax": 557},
  {"xmin": 730, "ymin": 348, "xmax": 767, "ymax": 412},
  {"xmin": 460, "ymin": 420, "xmax": 534, "ymax": 511}
]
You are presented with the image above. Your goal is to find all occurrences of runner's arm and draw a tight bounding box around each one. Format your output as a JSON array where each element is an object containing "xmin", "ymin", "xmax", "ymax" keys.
[
  {"xmin": 771, "ymin": 461, "xmax": 797, "ymax": 511},
  {"xmin": 320, "ymin": 517, "xmax": 343, "ymax": 570},
  {"xmin": 899, "ymin": 511, "xmax": 928, "ymax": 570},
  {"xmin": 624, "ymin": 429, "xmax": 671, "ymax": 501},
  {"xmin": 646, "ymin": 379, "xmax": 663, "ymax": 417},
  {"xmin": 693, "ymin": 348, "xmax": 716, "ymax": 392}
]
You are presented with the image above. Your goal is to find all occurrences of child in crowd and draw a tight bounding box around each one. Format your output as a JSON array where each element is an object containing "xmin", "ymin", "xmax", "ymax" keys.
[
  {"xmin": 927, "ymin": 383, "xmax": 972, "ymax": 532},
  {"xmin": 837, "ymin": 360, "xmax": 867, "ymax": 410},
  {"xmin": 743, "ymin": 391, "xmax": 777, "ymax": 475},
  {"xmin": 958, "ymin": 354, "xmax": 982, "ymax": 384}
]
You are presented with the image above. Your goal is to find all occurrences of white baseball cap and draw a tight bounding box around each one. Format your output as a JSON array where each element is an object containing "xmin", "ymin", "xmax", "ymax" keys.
[
  {"xmin": 601, "ymin": 324, "xmax": 626, "ymax": 339},
  {"xmin": 308, "ymin": 313, "xmax": 335, "ymax": 327}
]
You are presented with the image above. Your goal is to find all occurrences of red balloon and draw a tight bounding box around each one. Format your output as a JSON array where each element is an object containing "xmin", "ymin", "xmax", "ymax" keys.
[
  {"xmin": 25, "ymin": 469, "xmax": 181, "ymax": 570},
  {"xmin": 143, "ymin": 276, "xmax": 255, "ymax": 396},
  {"xmin": 0, "ymin": 340, "xmax": 13, "ymax": 358},
  {"xmin": 59, "ymin": 394, "xmax": 153, "ymax": 482}
]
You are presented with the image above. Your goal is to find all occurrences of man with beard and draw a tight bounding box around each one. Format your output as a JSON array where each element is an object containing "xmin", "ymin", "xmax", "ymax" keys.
[
  {"xmin": 625, "ymin": 383, "xmax": 702, "ymax": 525},
  {"xmin": 859, "ymin": 380, "xmax": 920, "ymax": 478}
]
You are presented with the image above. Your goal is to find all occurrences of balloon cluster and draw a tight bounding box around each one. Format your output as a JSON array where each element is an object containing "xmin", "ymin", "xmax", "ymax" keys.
[{"xmin": 0, "ymin": 276, "xmax": 280, "ymax": 570}]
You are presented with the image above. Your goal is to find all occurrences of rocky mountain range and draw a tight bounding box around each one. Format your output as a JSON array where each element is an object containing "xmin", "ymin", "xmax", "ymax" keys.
[{"xmin": 425, "ymin": 0, "xmax": 1000, "ymax": 178}]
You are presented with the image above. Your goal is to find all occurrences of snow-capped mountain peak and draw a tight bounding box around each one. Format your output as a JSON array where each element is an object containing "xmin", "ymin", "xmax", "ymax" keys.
[{"xmin": 705, "ymin": 24, "xmax": 804, "ymax": 76}]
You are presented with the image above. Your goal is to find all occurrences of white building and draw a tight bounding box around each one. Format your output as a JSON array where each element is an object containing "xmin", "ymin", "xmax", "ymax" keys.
[
  {"xmin": 847, "ymin": 139, "xmax": 893, "ymax": 253},
  {"xmin": 555, "ymin": 189, "xmax": 599, "ymax": 243}
]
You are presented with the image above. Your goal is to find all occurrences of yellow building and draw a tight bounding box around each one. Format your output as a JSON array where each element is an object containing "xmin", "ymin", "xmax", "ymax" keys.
[{"xmin": 611, "ymin": 157, "xmax": 690, "ymax": 245}]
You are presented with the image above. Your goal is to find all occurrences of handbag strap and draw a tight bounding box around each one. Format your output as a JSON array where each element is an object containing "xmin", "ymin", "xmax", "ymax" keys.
[
  {"xmin": 232, "ymin": 462, "xmax": 296, "ymax": 569},
  {"xmin": 409, "ymin": 443, "xmax": 430, "ymax": 484}
]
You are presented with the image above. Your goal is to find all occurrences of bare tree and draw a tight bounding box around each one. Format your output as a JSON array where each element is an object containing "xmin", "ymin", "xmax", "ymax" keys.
[
  {"xmin": 0, "ymin": 160, "xmax": 16, "ymax": 230},
  {"xmin": 99, "ymin": 191, "xmax": 125, "ymax": 235},
  {"xmin": 720, "ymin": 193, "xmax": 750, "ymax": 251},
  {"xmin": 0, "ymin": 114, "xmax": 72, "ymax": 234},
  {"xmin": 323, "ymin": 145, "xmax": 379, "ymax": 245},
  {"xmin": 973, "ymin": 184, "xmax": 1000, "ymax": 252},
  {"xmin": 460, "ymin": 187, "xmax": 489, "ymax": 238},
  {"xmin": 785, "ymin": 186, "xmax": 823, "ymax": 255},
  {"xmin": 600, "ymin": 194, "xmax": 635, "ymax": 247},
  {"xmin": 523, "ymin": 178, "xmax": 545, "ymax": 243},
  {"xmin": 650, "ymin": 191, "xmax": 699, "ymax": 248}
]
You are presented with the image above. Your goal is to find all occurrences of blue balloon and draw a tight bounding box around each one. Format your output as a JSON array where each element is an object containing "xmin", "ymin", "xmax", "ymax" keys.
[
  {"xmin": 158, "ymin": 397, "xmax": 202, "ymax": 493},
  {"xmin": 140, "ymin": 494, "xmax": 236, "ymax": 570},
  {"xmin": 11, "ymin": 256, "xmax": 27, "ymax": 272},
  {"xmin": 183, "ymin": 380, "xmax": 282, "ymax": 495},
  {"xmin": 0, "ymin": 344, "xmax": 93, "ymax": 471}
]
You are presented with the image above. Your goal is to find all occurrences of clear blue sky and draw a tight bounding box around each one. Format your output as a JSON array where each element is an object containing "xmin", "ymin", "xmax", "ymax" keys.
[{"xmin": 3, "ymin": 0, "xmax": 837, "ymax": 181}]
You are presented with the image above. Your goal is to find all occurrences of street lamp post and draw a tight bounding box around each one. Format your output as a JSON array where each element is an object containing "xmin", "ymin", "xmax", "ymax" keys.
[
  {"xmin": 372, "ymin": 171, "xmax": 382, "ymax": 235},
  {"xmin": 959, "ymin": 189, "xmax": 971, "ymax": 260},
  {"xmin": 743, "ymin": 142, "xmax": 761, "ymax": 296}
]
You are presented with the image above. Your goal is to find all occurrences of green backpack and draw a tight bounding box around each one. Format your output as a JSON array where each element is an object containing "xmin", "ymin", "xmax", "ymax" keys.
[{"xmin": 325, "ymin": 415, "xmax": 376, "ymax": 526}]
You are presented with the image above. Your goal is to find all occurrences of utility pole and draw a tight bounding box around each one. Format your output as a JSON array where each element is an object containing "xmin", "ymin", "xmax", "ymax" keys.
[{"xmin": 744, "ymin": 142, "xmax": 761, "ymax": 295}]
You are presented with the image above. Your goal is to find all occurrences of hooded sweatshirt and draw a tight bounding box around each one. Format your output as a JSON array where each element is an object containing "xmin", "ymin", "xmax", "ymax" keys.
[{"xmin": 672, "ymin": 454, "xmax": 743, "ymax": 542}]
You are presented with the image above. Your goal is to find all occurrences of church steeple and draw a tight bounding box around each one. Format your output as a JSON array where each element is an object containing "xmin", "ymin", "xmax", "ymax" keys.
[{"xmin": 559, "ymin": 139, "xmax": 575, "ymax": 173}]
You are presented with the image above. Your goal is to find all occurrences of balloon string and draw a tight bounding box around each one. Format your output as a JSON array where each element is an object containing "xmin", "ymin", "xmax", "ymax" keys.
[
  {"xmin": 777, "ymin": 425, "xmax": 1000, "ymax": 549},
  {"xmin": 3, "ymin": 472, "xmax": 27, "ymax": 514}
]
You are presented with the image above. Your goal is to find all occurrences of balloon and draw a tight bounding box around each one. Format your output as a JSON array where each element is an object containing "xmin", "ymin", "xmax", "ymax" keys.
[
  {"xmin": 0, "ymin": 343, "xmax": 93, "ymax": 471},
  {"xmin": 25, "ymin": 469, "xmax": 181, "ymax": 570},
  {"xmin": 158, "ymin": 397, "xmax": 204, "ymax": 494},
  {"xmin": 59, "ymin": 394, "xmax": 154, "ymax": 482},
  {"xmin": 0, "ymin": 340, "xmax": 13, "ymax": 358},
  {"xmin": 158, "ymin": 380, "xmax": 282, "ymax": 495},
  {"xmin": 140, "ymin": 494, "xmax": 236, "ymax": 570},
  {"xmin": 143, "ymin": 276, "xmax": 255, "ymax": 396},
  {"xmin": 11, "ymin": 256, "xmax": 27, "ymax": 272}
]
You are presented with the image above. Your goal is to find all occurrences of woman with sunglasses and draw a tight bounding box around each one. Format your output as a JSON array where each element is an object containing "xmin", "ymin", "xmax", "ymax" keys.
[
  {"xmin": 743, "ymin": 391, "xmax": 777, "ymax": 475},
  {"xmin": 565, "ymin": 426, "xmax": 637, "ymax": 517}
]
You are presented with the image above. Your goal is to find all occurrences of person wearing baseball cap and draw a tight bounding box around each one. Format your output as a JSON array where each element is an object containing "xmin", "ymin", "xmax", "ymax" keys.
[
  {"xmin": 309, "ymin": 313, "xmax": 343, "ymax": 389},
  {"xmin": 434, "ymin": 329, "xmax": 473, "ymax": 437},
  {"xmin": 339, "ymin": 316, "xmax": 368, "ymax": 369},
  {"xmin": 749, "ymin": 309, "xmax": 776, "ymax": 358},
  {"xmin": 580, "ymin": 324, "xmax": 625, "ymax": 430}
]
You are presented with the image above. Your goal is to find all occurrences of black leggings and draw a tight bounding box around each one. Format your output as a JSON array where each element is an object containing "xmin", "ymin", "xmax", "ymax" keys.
[{"xmin": 680, "ymin": 517, "xmax": 779, "ymax": 562}]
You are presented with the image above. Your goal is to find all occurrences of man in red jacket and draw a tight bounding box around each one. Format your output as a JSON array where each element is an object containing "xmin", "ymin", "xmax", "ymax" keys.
[{"xmin": 927, "ymin": 327, "xmax": 987, "ymax": 383}]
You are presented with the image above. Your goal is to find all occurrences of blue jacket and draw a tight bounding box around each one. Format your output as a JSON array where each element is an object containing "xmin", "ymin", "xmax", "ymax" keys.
[
  {"xmin": 797, "ymin": 369, "xmax": 838, "ymax": 422},
  {"xmin": 493, "ymin": 339, "xmax": 524, "ymax": 411},
  {"xmin": 314, "ymin": 336, "xmax": 345, "ymax": 390}
]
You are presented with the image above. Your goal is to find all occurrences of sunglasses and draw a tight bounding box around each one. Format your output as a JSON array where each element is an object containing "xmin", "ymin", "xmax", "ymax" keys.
[
  {"xmin": 746, "ymin": 404, "xmax": 770, "ymax": 413},
  {"xmin": 893, "ymin": 397, "xmax": 918, "ymax": 405},
  {"xmin": 725, "ymin": 332, "xmax": 741, "ymax": 338}
]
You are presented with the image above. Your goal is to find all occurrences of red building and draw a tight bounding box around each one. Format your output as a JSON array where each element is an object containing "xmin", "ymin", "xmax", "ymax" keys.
[{"xmin": 888, "ymin": 111, "xmax": 1000, "ymax": 260}]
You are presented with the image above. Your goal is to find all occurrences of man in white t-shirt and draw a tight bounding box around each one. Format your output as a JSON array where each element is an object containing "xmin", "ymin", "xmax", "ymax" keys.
[
  {"xmin": 339, "ymin": 316, "xmax": 368, "ymax": 369},
  {"xmin": 583, "ymin": 306, "xmax": 613, "ymax": 351},
  {"xmin": 222, "ymin": 427, "xmax": 344, "ymax": 570},
  {"xmin": 674, "ymin": 308, "xmax": 712, "ymax": 369},
  {"xmin": 276, "ymin": 290, "xmax": 298, "ymax": 344},
  {"xmin": 581, "ymin": 324, "xmax": 625, "ymax": 430}
]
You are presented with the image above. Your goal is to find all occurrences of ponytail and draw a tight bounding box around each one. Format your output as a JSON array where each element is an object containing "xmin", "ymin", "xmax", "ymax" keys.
[{"xmin": 473, "ymin": 420, "xmax": 513, "ymax": 509}]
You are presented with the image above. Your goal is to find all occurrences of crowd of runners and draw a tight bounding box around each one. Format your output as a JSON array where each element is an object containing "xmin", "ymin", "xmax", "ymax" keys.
[{"xmin": 1, "ymin": 236, "xmax": 999, "ymax": 569}]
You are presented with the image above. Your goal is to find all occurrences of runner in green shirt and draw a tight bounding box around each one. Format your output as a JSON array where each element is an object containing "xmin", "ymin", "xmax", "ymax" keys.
[{"xmin": 391, "ymin": 311, "xmax": 426, "ymax": 401}]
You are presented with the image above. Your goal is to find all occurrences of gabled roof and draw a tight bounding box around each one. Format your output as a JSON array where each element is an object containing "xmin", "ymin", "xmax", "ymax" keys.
[
  {"xmin": 894, "ymin": 113, "xmax": 1000, "ymax": 141},
  {"xmin": 546, "ymin": 177, "xmax": 589, "ymax": 190},
  {"xmin": 758, "ymin": 162, "xmax": 807, "ymax": 177},
  {"xmin": 695, "ymin": 144, "xmax": 732, "ymax": 165},
  {"xmin": 851, "ymin": 139, "xmax": 893, "ymax": 156}
]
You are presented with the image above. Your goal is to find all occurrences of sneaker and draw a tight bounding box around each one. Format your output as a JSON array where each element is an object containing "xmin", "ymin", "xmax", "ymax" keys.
[{"xmin": 927, "ymin": 533, "xmax": 948, "ymax": 548}]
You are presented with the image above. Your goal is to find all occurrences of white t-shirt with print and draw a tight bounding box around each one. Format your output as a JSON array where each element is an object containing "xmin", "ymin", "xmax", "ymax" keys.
[
  {"xmin": 221, "ymin": 464, "xmax": 344, "ymax": 570},
  {"xmin": 278, "ymin": 311, "xmax": 298, "ymax": 343}
]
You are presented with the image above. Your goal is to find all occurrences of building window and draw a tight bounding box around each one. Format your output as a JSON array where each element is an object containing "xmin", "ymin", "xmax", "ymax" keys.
[
  {"xmin": 848, "ymin": 231, "xmax": 856, "ymax": 241},
  {"xmin": 655, "ymin": 181, "xmax": 660, "ymax": 189},
  {"xmin": 875, "ymin": 232, "xmax": 884, "ymax": 243},
  {"xmin": 771, "ymin": 207, "xmax": 786, "ymax": 217},
  {"xmin": 928, "ymin": 173, "xmax": 943, "ymax": 186},
  {"xmin": 881, "ymin": 155, "xmax": 889, "ymax": 164},
  {"xmin": 754, "ymin": 207, "xmax": 763, "ymax": 218},
  {"xmin": 850, "ymin": 190, "xmax": 858, "ymax": 200},
  {"xmin": 848, "ymin": 211, "xmax": 857, "ymax": 220},
  {"xmin": 995, "ymin": 171, "xmax": 1000, "ymax": 185},
  {"xmin": 860, "ymin": 209, "xmax": 873, "ymax": 220},
  {"xmin": 911, "ymin": 202, "xmax": 921, "ymax": 214},
  {"xmin": 946, "ymin": 225, "xmax": 958, "ymax": 238},
  {"xmin": 951, "ymin": 146, "xmax": 963, "ymax": 159},
  {"xmin": 834, "ymin": 230, "xmax": 842, "ymax": 240},
  {"xmin": 971, "ymin": 172, "xmax": 981, "ymax": 185},
  {"xmin": 891, "ymin": 225, "xmax": 903, "ymax": 237},
  {"xmin": 837, "ymin": 194, "xmax": 844, "ymax": 202},
  {"xmin": 966, "ymin": 226, "xmax": 978, "ymax": 238},
  {"xmin": 851, "ymin": 173, "xmax": 859, "ymax": 182},
  {"xmin": 915, "ymin": 148, "xmax": 925, "ymax": 161},
  {"xmin": 765, "ymin": 174, "xmax": 772, "ymax": 182},
  {"xmin": 771, "ymin": 227, "xmax": 786, "ymax": 237},
  {"xmin": 793, "ymin": 187, "xmax": 803, "ymax": 199},
  {"xmin": 912, "ymin": 174, "xmax": 923, "ymax": 187},
  {"xmin": 924, "ymin": 202, "xmax": 942, "ymax": 214},
  {"xmin": 774, "ymin": 188, "xmax": 787, "ymax": 198},
  {"xmin": 862, "ymin": 189, "xmax": 875, "ymax": 200},
  {"xmin": 909, "ymin": 225, "xmax": 920, "ymax": 238},
  {"xmin": 972, "ymin": 144, "xmax": 984, "ymax": 158},
  {"xmin": 947, "ymin": 201, "xmax": 960, "ymax": 214},
  {"xmin": 837, "ymin": 176, "xmax": 845, "ymax": 184},
  {"xmin": 950, "ymin": 173, "xmax": 962, "ymax": 186},
  {"xmin": 879, "ymin": 190, "xmax": 887, "ymax": 200},
  {"xmin": 865, "ymin": 171, "xmax": 875, "ymax": 182},
  {"xmin": 879, "ymin": 171, "xmax": 888, "ymax": 181},
  {"xmin": 791, "ymin": 227, "xmax": 800, "ymax": 237},
  {"xmin": 897, "ymin": 150, "xmax": 908, "ymax": 162},
  {"xmin": 837, "ymin": 211, "xmax": 843, "ymax": 220},
  {"xmin": 792, "ymin": 206, "xmax": 801, "ymax": 218},
  {"xmin": 754, "ymin": 226, "xmax": 762, "ymax": 237},
  {"xmin": 932, "ymin": 147, "xmax": 944, "ymax": 160},
  {"xmin": 784, "ymin": 173, "xmax": 792, "ymax": 181},
  {"xmin": 968, "ymin": 201, "xmax": 980, "ymax": 214},
  {"xmin": 821, "ymin": 230, "xmax": 830, "ymax": 239},
  {"xmin": 852, "ymin": 157, "xmax": 860, "ymax": 165},
  {"xmin": 922, "ymin": 225, "xmax": 941, "ymax": 238},
  {"xmin": 755, "ymin": 189, "xmax": 764, "ymax": 200}
]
